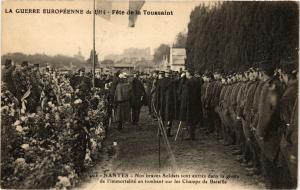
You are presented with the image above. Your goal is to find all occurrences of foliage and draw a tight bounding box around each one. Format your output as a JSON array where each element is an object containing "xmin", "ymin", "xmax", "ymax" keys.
[
  {"xmin": 186, "ymin": 2, "xmax": 299, "ymax": 74},
  {"xmin": 153, "ymin": 44, "xmax": 170, "ymax": 64},
  {"xmin": 173, "ymin": 32, "xmax": 187, "ymax": 48},
  {"xmin": 1, "ymin": 52, "xmax": 88, "ymax": 70},
  {"xmin": 86, "ymin": 50, "xmax": 100, "ymax": 68},
  {"xmin": 1, "ymin": 74, "xmax": 108, "ymax": 189}
]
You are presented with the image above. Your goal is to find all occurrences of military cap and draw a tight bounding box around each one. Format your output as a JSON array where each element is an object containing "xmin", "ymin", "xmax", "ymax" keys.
[
  {"xmin": 281, "ymin": 61, "xmax": 297, "ymax": 74},
  {"xmin": 207, "ymin": 72, "xmax": 214, "ymax": 79},
  {"xmin": 34, "ymin": 63, "xmax": 39, "ymax": 67},
  {"xmin": 259, "ymin": 60, "xmax": 274, "ymax": 77},
  {"xmin": 4, "ymin": 59, "xmax": 12, "ymax": 66}
]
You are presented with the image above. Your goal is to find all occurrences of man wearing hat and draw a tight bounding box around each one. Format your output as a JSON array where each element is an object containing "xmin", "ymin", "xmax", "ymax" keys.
[
  {"xmin": 176, "ymin": 71, "xmax": 187, "ymax": 120},
  {"xmin": 255, "ymin": 60, "xmax": 286, "ymax": 188},
  {"xmin": 153, "ymin": 70, "xmax": 164, "ymax": 116},
  {"xmin": 156, "ymin": 69, "xmax": 175, "ymax": 136},
  {"xmin": 150, "ymin": 71, "xmax": 159, "ymax": 118},
  {"xmin": 2, "ymin": 59, "xmax": 17, "ymax": 96},
  {"xmin": 130, "ymin": 72, "xmax": 146, "ymax": 126},
  {"xmin": 114, "ymin": 72, "xmax": 132, "ymax": 130},
  {"xmin": 179, "ymin": 70, "xmax": 202, "ymax": 140}
]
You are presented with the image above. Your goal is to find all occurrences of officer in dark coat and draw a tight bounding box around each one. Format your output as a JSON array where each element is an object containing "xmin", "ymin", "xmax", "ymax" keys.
[
  {"xmin": 156, "ymin": 70, "xmax": 175, "ymax": 136},
  {"xmin": 179, "ymin": 71, "xmax": 202, "ymax": 140},
  {"xmin": 130, "ymin": 73, "xmax": 146, "ymax": 126},
  {"xmin": 177, "ymin": 72, "xmax": 187, "ymax": 120}
]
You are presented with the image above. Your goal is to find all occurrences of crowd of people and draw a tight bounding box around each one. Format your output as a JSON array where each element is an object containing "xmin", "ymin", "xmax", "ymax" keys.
[
  {"xmin": 1, "ymin": 59, "xmax": 108, "ymax": 188},
  {"xmin": 1, "ymin": 58, "xmax": 298, "ymax": 189},
  {"xmin": 108, "ymin": 61, "xmax": 298, "ymax": 189}
]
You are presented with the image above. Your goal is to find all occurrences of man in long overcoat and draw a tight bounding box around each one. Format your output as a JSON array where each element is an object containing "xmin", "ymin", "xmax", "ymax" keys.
[
  {"xmin": 179, "ymin": 71, "xmax": 202, "ymax": 140},
  {"xmin": 130, "ymin": 73, "xmax": 146, "ymax": 126},
  {"xmin": 114, "ymin": 73, "xmax": 132, "ymax": 130},
  {"xmin": 156, "ymin": 70, "xmax": 175, "ymax": 136}
]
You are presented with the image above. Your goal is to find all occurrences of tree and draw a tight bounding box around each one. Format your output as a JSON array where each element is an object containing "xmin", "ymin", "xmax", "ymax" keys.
[
  {"xmin": 86, "ymin": 50, "xmax": 99, "ymax": 68},
  {"xmin": 185, "ymin": 2, "xmax": 299, "ymax": 73},
  {"xmin": 153, "ymin": 44, "xmax": 170, "ymax": 64},
  {"xmin": 173, "ymin": 32, "xmax": 187, "ymax": 48}
]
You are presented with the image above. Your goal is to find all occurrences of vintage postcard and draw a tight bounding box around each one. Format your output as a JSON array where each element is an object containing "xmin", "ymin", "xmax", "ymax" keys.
[{"xmin": 1, "ymin": 0, "xmax": 298, "ymax": 189}]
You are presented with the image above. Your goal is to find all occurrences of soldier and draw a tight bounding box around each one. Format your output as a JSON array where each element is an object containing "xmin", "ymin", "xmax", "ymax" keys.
[
  {"xmin": 130, "ymin": 72, "xmax": 146, "ymax": 126},
  {"xmin": 216, "ymin": 75, "xmax": 232, "ymax": 145},
  {"xmin": 210, "ymin": 71, "xmax": 223, "ymax": 139},
  {"xmin": 179, "ymin": 71, "xmax": 202, "ymax": 140},
  {"xmin": 150, "ymin": 71, "xmax": 159, "ymax": 118},
  {"xmin": 156, "ymin": 70, "xmax": 175, "ymax": 137},
  {"xmin": 177, "ymin": 72, "xmax": 187, "ymax": 121},
  {"xmin": 278, "ymin": 62, "xmax": 298, "ymax": 188},
  {"xmin": 114, "ymin": 72, "xmax": 132, "ymax": 130},
  {"xmin": 255, "ymin": 61, "xmax": 285, "ymax": 189},
  {"xmin": 201, "ymin": 73, "xmax": 213, "ymax": 134},
  {"xmin": 144, "ymin": 73, "xmax": 154, "ymax": 115}
]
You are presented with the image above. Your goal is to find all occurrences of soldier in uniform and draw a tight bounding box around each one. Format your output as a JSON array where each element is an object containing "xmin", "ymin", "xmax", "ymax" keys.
[
  {"xmin": 145, "ymin": 72, "xmax": 154, "ymax": 115},
  {"xmin": 216, "ymin": 75, "xmax": 229, "ymax": 144},
  {"xmin": 239, "ymin": 69, "xmax": 261, "ymax": 173},
  {"xmin": 201, "ymin": 73, "xmax": 213, "ymax": 134},
  {"xmin": 176, "ymin": 72, "xmax": 187, "ymax": 121},
  {"xmin": 130, "ymin": 73, "xmax": 146, "ymax": 126},
  {"xmin": 179, "ymin": 71, "xmax": 203, "ymax": 140},
  {"xmin": 153, "ymin": 71, "xmax": 164, "ymax": 117},
  {"xmin": 278, "ymin": 62, "xmax": 298, "ymax": 188},
  {"xmin": 210, "ymin": 71, "xmax": 223, "ymax": 139},
  {"xmin": 255, "ymin": 61, "xmax": 285, "ymax": 188},
  {"xmin": 156, "ymin": 70, "xmax": 175, "ymax": 137}
]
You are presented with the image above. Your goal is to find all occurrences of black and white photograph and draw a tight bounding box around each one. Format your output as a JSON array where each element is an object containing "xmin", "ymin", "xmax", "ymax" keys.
[{"xmin": 1, "ymin": 0, "xmax": 299, "ymax": 189}]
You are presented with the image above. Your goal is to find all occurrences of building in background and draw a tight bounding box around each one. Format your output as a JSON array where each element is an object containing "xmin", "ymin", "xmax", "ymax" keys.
[{"xmin": 169, "ymin": 47, "xmax": 186, "ymax": 72}]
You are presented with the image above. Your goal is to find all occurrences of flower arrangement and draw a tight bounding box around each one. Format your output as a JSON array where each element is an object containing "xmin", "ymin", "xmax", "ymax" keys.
[{"xmin": 1, "ymin": 73, "xmax": 108, "ymax": 189}]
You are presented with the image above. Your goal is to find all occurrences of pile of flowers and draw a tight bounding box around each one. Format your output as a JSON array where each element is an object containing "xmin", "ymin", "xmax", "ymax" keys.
[{"xmin": 1, "ymin": 74, "xmax": 108, "ymax": 189}]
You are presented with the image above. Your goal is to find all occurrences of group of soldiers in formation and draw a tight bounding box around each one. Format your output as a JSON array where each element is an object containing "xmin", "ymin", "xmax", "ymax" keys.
[
  {"xmin": 114, "ymin": 61, "xmax": 296, "ymax": 189},
  {"xmin": 1, "ymin": 58, "xmax": 298, "ymax": 189}
]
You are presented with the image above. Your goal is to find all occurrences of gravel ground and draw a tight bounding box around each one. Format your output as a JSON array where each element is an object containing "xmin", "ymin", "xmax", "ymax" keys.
[{"xmin": 79, "ymin": 107, "xmax": 266, "ymax": 190}]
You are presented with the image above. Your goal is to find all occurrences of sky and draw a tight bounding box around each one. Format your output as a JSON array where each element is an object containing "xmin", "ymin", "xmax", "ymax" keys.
[{"xmin": 2, "ymin": 0, "xmax": 205, "ymax": 59}]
